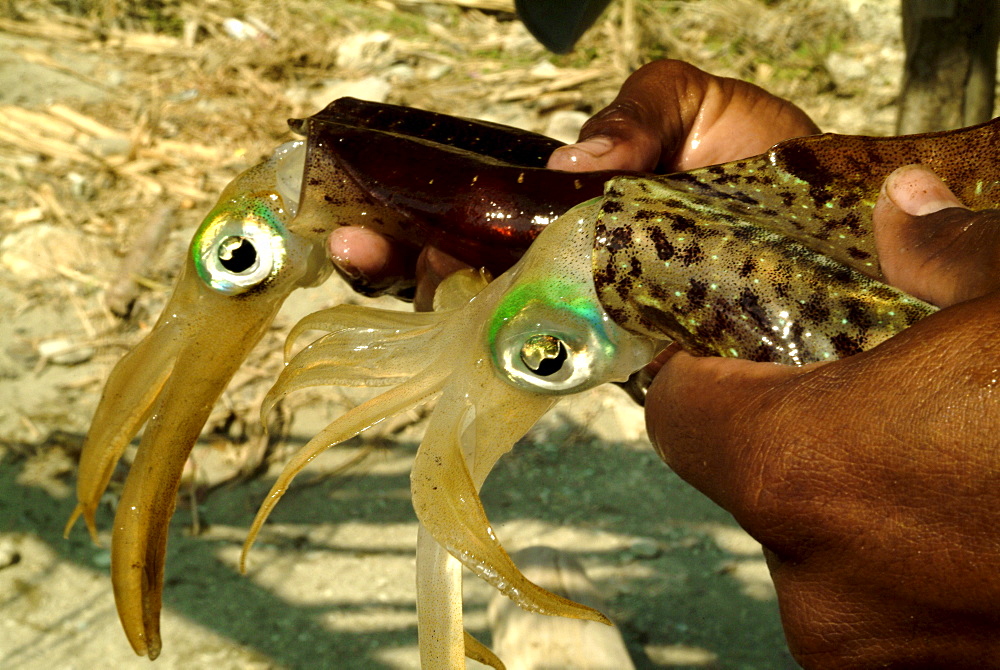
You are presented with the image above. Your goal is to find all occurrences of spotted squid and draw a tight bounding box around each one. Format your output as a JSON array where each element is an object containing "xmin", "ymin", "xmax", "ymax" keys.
[{"xmin": 66, "ymin": 96, "xmax": 1000, "ymax": 667}]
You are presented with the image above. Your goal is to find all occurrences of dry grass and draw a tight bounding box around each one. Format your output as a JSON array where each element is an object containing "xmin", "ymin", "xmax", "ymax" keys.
[{"xmin": 0, "ymin": 0, "xmax": 886, "ymax": 462}]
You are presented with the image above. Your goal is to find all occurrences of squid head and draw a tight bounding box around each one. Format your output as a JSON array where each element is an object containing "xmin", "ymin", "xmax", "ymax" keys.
[
  {"xmin": 242, "ymin": 198, "xmax": 659, "ymax": 667},
  {"xmin": 63, "ymin": 141, "xmax": 332, "ymax": 658}
]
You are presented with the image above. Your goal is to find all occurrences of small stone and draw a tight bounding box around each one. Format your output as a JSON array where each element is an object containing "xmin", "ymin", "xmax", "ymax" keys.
[
  {"xmin": 754, "ymin": 61, "xmax": 774, "ymax": 83},
  {"xmin": 530, "ymin": 60, "xmax": 559, "ymax": 78},
  {"xmin": 0, "ymin": 539, "xmax": 21, "ymax": 570},
  {"xmin": 502, "ymin": 22, "xmax": 542, "ymax": 55},
  {"xmin": 336, "ymin": 31, "xmax": 394, "ymax": 71},
  {"xmin": 425, "ymin": 63, "xmax": 452, "ymax": 81},
  {"xmin": 478, "ymin": 105, "xmax": 537, "ymax": 133},
  {"xmin": 385, "ymin": 64, "xmax": 416, "ymax": 84},
  {"xmin": 37, "ymin": 338, "xmax": 94, "ymax": 366},
  {"xmin": 645, "ymin": 643, "xmax": 717, "ymax": 666},
  {"xmin": 310, "ymin": 76, "xmax": 392, "ymax": 107},
  {"xmin": 826, "ymin": 51, "xmax": 869, "ymax": 90},
  {"xmin": 106, "ymin": 69, "xmax": 126, "ymax": 87},
  {"xmin": 11, "ymin": 207, "xmax": 44, "ymax": 226},
  {"xmin": 92, "ymin": 549, "xmax": 112, "ymax": 569},
  {"xmin": 67, "ymin": 171, "xmax": 97, "ymax": 200},
  {"xmin": 544, "ymin": 110, "xmax": 589, "ymax": 144},
  {"xmin": 84, "ymin": 136, "xmax": 132, "ymax": 158},
  {"xmin": 222, "ymin": 17, "xmax": 263, "ymax": 41}
]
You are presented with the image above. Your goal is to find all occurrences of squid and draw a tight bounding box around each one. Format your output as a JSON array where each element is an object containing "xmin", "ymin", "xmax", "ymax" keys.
[
  {"xmin": 242, "ymin": 116, "xmax": 1000, "ymax": 668},
  {"xmin": 64, "ymin": 94, "xmax": 1000, "ymax": 667}
]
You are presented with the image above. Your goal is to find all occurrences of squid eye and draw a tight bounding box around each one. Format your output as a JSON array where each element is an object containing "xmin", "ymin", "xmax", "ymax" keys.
[
  {"xmin": 217, "ymin": 236, "xmax": 259, "ymax": 274},
  {"xmin": 520, "ymin": 334, "xmax": 568, "ymax": 377},
  {"xmin": 194, "ymin": 213, "xmax": 284, "ymax": 296},
  {"xmin": 492, "ymin": 306, "xmax": 610, "ymax": 395}
]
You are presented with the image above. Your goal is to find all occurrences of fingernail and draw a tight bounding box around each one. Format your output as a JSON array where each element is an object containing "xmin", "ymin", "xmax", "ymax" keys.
[
  {"xmin": 327, "ymin": 228, "xmax": 362, "ymax": 279},
  {"xmin": 884, "ymin": 164, "xmax": 966, "ymax": 217},
  {"xmin": 551, "ymin": 136, "xmax": 614, "ymax": 167},
  {"xmin": 570, "ymin": 136, "xmax": 614, "ymax": 159}
]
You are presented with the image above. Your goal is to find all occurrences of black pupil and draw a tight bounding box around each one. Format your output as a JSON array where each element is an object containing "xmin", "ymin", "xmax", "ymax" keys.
[
  {"xmin": 531, "ymin": 341, "xmax": 567, "ymax": 377},
  {"xmin": 218, "ymin": 237, "xmax": 257, "ymax": 274}
]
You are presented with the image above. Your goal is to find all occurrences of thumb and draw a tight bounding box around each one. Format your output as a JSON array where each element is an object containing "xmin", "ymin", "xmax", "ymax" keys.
[
  {"xmin": 546, "ymin": 110, "xmax": 662, "ymax": 173},
  {"xmin": 547, "ymin": 60, "xmax": 717, "ymax": 173},
  {"xmin": 873, "ymin": 165, "xmax": 1000, "ymax": 308}
]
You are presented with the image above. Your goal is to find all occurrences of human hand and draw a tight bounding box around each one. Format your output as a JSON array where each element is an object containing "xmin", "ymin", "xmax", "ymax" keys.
[
  {"xmin": 645, "ymin": 165, "xmax": 1000, "ymax": 667},
  {"xmin": 326, "ymin": 226, "xmax": 469, "ymax": 309},
  {"xmin": 329, "ymin": 60, "xmax": 819, "ymax": 309},
  {"xmin": 547, "ymin": 59, "xmax": 819, "ymax": 172}
]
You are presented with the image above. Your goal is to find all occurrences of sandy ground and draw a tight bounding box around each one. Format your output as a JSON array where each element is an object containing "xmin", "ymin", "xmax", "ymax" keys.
[{"xmin": 0, "ymin": 1, "xmax": 907, "ymax": 667}]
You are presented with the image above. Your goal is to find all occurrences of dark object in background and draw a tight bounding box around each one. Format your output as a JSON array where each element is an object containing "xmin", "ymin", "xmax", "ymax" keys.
[
  {"xmin": 515, "ymin": 0, "xmax": 613, "ymax": 53},
  {"xmin": 897, "ymin": 0, "xmax": 1000, "ymax": 134}
]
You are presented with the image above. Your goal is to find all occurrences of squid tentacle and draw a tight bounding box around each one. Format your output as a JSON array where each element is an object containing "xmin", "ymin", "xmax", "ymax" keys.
[
  {"xmin": 63, "ymin": 334, "xmax": 175, "ymax": 542},
  {"xmin": 411, "ymin": 387, "xmax": 605, "ymax": 622},
  {"xmin": 264, "ymin": 315, "xmax": 448, "ymax": 409},
  {"xmin": 285, "ymin": 305, "xmax": 443, "ymax": 356},
  {"xmin": 242, "ymin": 360, "xmax": 453, "ymax": 571},
  {"xmin": 254, "ymin": 202, "xmax": 652, "ymax": 666}
]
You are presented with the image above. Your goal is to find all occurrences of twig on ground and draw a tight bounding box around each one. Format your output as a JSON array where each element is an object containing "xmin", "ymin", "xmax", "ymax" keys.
[{"xmin": 104, "ymin": 203, "xmax": 175, "ymax": 318}]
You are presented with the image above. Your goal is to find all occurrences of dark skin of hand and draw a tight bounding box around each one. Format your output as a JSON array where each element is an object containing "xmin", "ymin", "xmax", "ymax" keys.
[
  {"xmin": 329, "ymin": 60, "xmax": 1000, "ymax": 667},
  {"xmin": 652, "ymin": 165, "xmax": 1000, "ymax": 668}
]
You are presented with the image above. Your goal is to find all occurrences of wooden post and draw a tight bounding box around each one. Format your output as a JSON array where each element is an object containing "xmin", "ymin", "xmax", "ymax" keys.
[{"xmin": 897, "ymin": 0, "xmax": 1000, "ymax": 134}]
